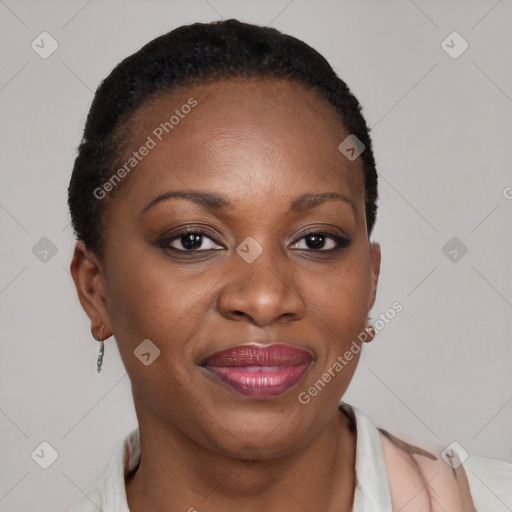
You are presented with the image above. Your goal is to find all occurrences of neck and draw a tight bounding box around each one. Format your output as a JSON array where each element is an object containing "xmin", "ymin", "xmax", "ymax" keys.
[{"xmin": 126, "ymin": 406, "xmax": 356, "ymax": 512}]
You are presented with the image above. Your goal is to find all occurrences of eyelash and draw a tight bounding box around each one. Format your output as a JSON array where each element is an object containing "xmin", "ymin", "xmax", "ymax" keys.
[{"xmin": 158, "ymin": 227, "xmax": 351, "ymax": 254}]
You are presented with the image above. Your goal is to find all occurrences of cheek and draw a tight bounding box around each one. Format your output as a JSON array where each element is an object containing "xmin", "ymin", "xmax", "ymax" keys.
[
  {"xmin": 105, "ymin": 256, "xmax": 196, "ymax": 350},
  {"xmin": 103, "ymin": 260, "xmax": 225, "ymax": 446},
  {"xmin": 299, "ymin": 249, "xmax": 372, "ymax": 396},
  {"xmin": 297, "ymin": 266, "xmax": 370, "ymax": 408},
  {"xmin": 308, "ymin": 254, "xmax": 372, "ymax": 328},
  {"xmin": 105, "ymin": 263, "xmax": 204, "ymax": 410}
]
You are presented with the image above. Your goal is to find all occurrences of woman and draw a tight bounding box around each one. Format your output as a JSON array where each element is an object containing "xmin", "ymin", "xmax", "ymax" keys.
[{"xmin": 67, "ymin": 19, "xmax": 511, "ymax": 511}]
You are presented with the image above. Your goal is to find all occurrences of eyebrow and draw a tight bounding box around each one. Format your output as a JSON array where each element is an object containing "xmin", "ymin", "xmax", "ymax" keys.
[{"xmin": 141, "ymin": 190, "xmax": 354, "ymax": 214}]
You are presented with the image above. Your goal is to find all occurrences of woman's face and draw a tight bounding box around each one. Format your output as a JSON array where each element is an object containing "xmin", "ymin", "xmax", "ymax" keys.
[{"xmin": 80, "ymin": 78, "xmax": 380, "ymax": 459}]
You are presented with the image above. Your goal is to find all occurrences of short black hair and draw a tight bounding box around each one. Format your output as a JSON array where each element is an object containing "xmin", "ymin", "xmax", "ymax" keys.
[{"xmin": 68, "ymin": 18, "xmax": 378, "ymax": 259}]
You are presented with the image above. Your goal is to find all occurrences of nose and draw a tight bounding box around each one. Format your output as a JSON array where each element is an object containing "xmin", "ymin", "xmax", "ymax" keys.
[{"xmin": 216, "ymin": 244, "xmax": 306, "ymax": 328}]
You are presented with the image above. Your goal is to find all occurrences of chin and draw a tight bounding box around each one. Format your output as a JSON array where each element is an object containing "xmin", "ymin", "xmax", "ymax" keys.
[{"xmin": 198, "ymin": 399, "xmax": 325, "ymax": 460}]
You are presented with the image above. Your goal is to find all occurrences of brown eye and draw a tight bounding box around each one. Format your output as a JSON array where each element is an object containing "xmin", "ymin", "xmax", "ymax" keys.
[
  {"xmin": 159, "ymin": 229, "xmax": 223, "ymax": 252},
  {"xmin": 292, "ymin": 231, "xmax": 351, "ymax": 251}
]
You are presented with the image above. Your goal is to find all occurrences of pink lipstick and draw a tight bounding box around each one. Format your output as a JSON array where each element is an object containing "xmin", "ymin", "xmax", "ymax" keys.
[{"xmin": 201, "ymin": 344, "xmax": 313, "ymax": 398}]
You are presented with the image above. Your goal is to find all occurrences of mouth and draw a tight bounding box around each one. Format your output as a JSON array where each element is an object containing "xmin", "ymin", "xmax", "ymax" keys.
[{"xmin": 199, "ymin": 343, "xmax": 313, "ymax": 399}]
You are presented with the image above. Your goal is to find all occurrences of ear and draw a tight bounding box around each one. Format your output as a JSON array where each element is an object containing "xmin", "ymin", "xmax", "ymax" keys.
[
  {"xmin": 368, "ymin": 241, "xmax": 381, "ymax": 311},
  {"xmin": 70, "ymin": 241, "xmax": 113, "ymax": 339}
]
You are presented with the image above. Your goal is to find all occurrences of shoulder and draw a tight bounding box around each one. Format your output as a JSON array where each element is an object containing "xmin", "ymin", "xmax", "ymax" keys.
[
  {"xmin": 68, "ymin": 427, "xmax": 140, "ymax": 511},
  {"xmin": 379, "ymin": 429, "xmax": 468, "ymax": 512},
  {"xmin": 379, "ymin": 429, "xmax": 512, "ymax": 512},
  {"xmin": 378, "ymin": 429, "xmax": 466, "ymax": 511}
]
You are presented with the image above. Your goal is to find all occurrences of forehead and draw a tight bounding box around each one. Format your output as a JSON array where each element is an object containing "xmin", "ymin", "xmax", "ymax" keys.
[{"xmin": 112, "ymin": 78, "xmax": 365, "ymax": 213}]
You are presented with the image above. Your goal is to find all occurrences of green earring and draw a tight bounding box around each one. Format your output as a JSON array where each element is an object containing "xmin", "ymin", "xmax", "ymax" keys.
[
  {"xmin": 97, "ymin": 340, "xmax": 104, "ymax": 374},
  {"xmin": 92, "ymin": 325, "xmax": 106, "ymax": 374}
]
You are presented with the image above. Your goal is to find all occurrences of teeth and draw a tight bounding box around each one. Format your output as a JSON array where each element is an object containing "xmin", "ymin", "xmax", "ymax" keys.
[
  {"xmin": 241, "ymin": 366, "xmax": 283, "ymax": 373},
  {"xmin": 261, "ymin": 366, "xmax": 282, "ymax": 373}
]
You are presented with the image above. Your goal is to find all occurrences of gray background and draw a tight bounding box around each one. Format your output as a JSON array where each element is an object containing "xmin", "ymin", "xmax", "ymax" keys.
[{"xmin": 0, "ymin": 0, "xmax": 511, "ymax": 510}]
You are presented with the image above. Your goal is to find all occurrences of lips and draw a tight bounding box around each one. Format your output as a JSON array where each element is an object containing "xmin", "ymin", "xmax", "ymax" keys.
[{"xmin": 200, "ymin": 344, "xmax": 313, "ymax": 398}]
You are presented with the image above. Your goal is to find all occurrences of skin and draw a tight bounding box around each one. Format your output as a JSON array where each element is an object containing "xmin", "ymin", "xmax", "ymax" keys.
[
  {"xmin": 382, "ymin": 436, "xmax": 474, "ymax": 511},
  {"xmin": 70, "ymin": 78, "xmax": 381, "ymax": 512}
]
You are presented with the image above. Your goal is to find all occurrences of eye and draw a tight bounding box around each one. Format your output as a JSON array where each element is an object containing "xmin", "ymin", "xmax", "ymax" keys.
[
  {"xmin": 158, "ymin": 228, "xmax": 350, "ymax": 254},
  {"xmin": 291, "ymin": 231, "xmax": 351, "ymax": 251},
  {"xmin": 159, "ymin": 228, "xmax": 224, "ymax": 252}
]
